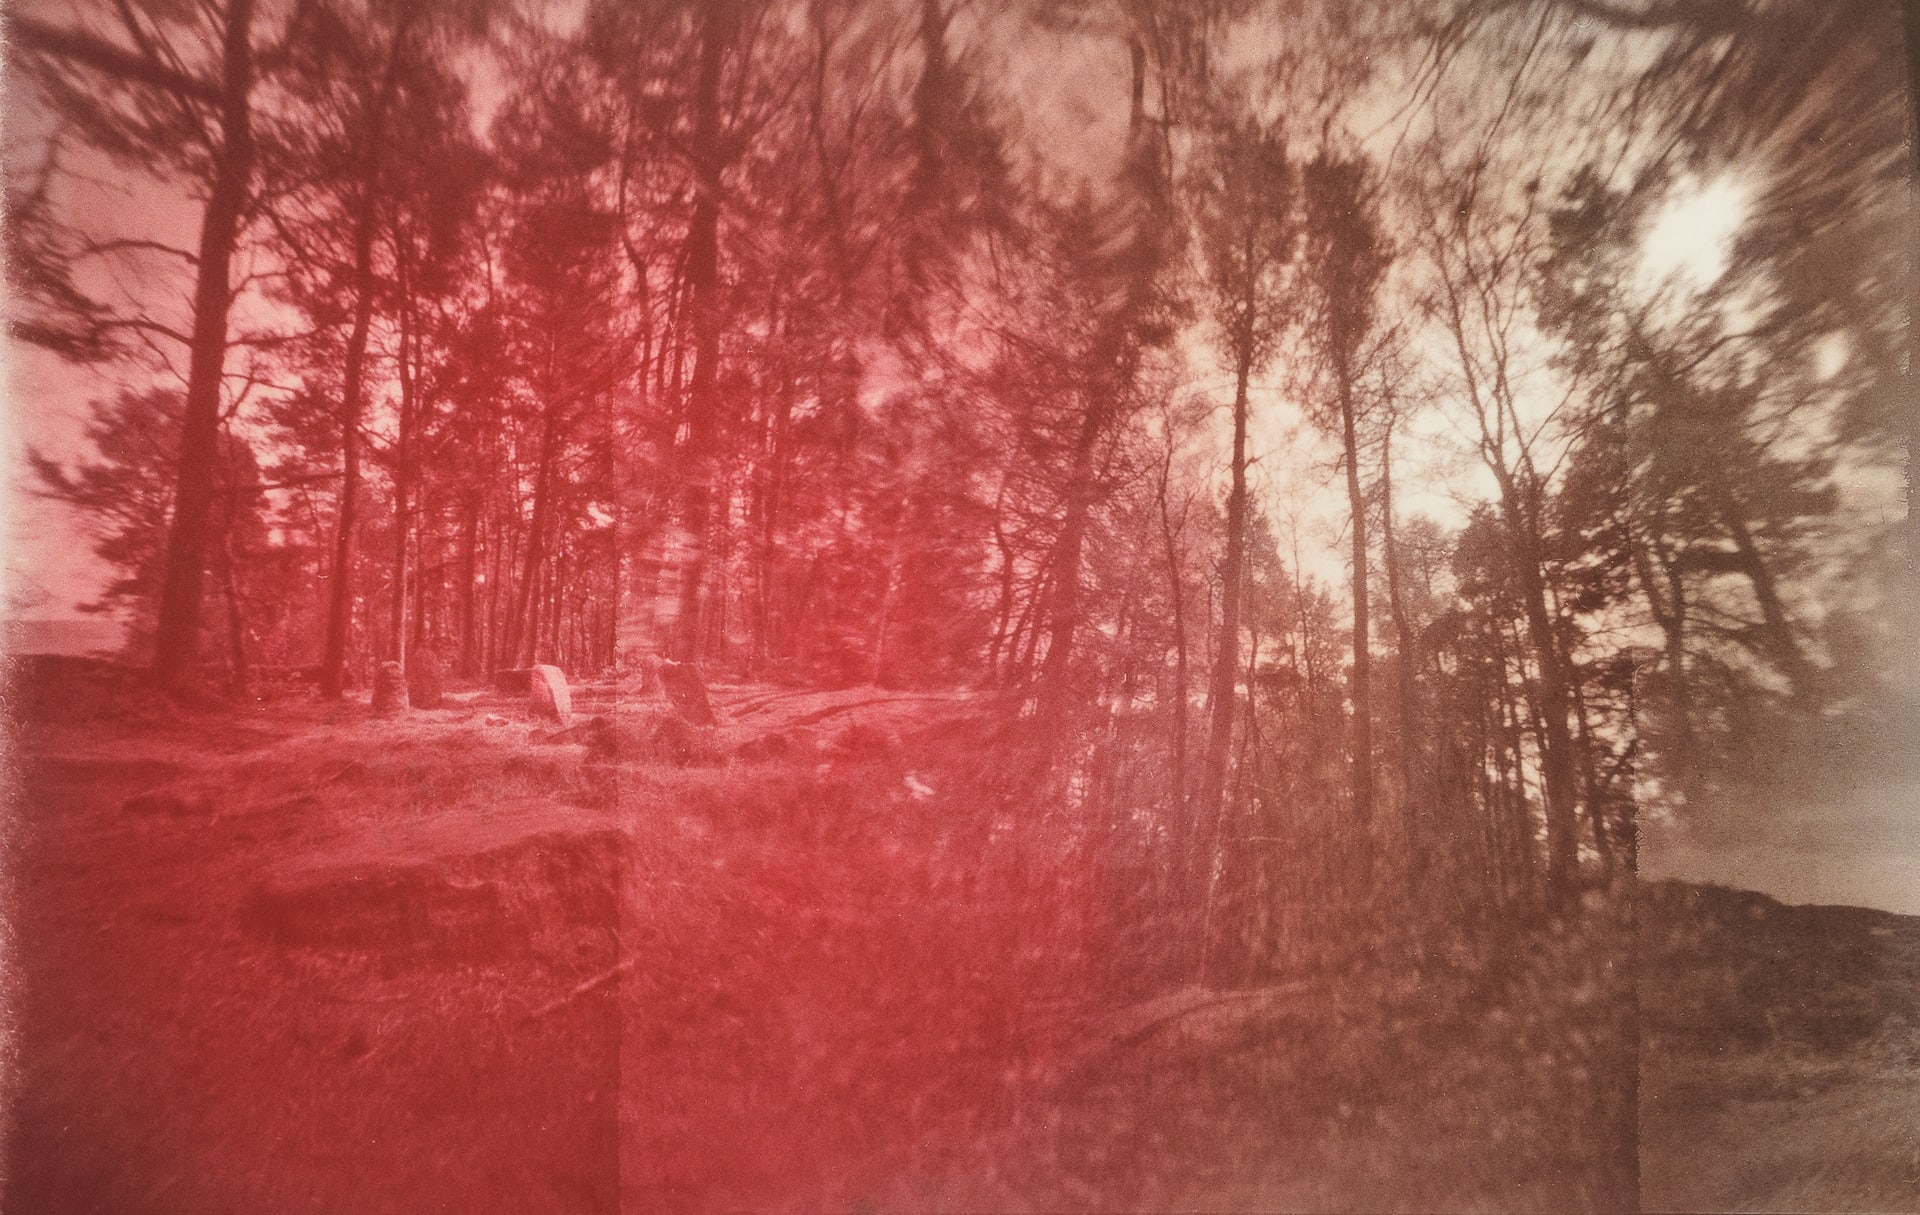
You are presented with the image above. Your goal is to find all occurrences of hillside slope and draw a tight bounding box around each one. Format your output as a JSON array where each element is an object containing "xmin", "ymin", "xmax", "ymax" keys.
[{"xmin": 1639, "ymin": 879, "xmax": 1920, "ymax": 1213}]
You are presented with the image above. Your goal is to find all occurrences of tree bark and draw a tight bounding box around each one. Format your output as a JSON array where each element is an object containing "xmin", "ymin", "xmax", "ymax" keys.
[
  {"xmin": 387, "ymin": 257, "xmax": 418, "ymax": 667},
  {"xmin": 671, "ymin": 0, "xmax": 732, "ymax": 664},
  {"xmin": 1035, "ymin": 402, "xmax": 1100, "ymax": 724},
  {"xmin": 510, "ymin": 402, "xmax": 561, "ymax": 667},
  {"xmin": 1155, "ymin": 442, "xmax": 1191, "ymax": 820},
  {"xmin": 150, "ymin": 0, "xmax": 256, "ymax": 691},
  {"xmin": 1196, "ymin": 344, "xmax": 1251, "ymax": 913},
  {"xmin": 318, "ymin": 192, "xmax": 380, "ymax": 699},
  {"xmin": 1380, "ymin": 420, "xmax": 1421, "ymax": 873},
  {"xmin": 1338, "ymin": 353, "xmax": 1374, "ymax": 882},
  {"xmin": 1501, "ymin": 475, "xmax": 1582, "ymax": 902}
]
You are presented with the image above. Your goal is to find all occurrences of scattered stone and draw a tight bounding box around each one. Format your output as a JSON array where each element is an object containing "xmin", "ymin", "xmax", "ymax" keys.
[
  {"xmin": 371, "ymin": 661, "xmax": 408, "ymax": 712},
  {"xmin": 584, "ymin": 716, "xmax": 637, "ymax": 766},
  {"xmin": 243, "ymin": 829, "xmax": 630, "ymax": 962},
  {"xmin": 530, "ymin": 664, "xmax": 572, "ymax": 724},
  {"xmin": 243, "ymin": 862, "xmax": 510, "ymax": 957},
  {"xmin": 484, "ymin": 714, "xmax": 510, "ymax": 727},
  {"xmin": 656, "ymin": 659, "xmax": 717, "ymax": 726},
  {"xmin": 832, "ymin": 721, "xmax": 898, "ymax": 758},
  {"xmin": 647, "ymin": 714, "xmax": 700, "ymax": 766},
  {"xmin": 639, "ymin": 714, "xmax": 724, "ymax": 768},
  {"xmin": 124, "ymin": 790, "xmax": 217, "ymax": 817},
  {"xmin": 735, "ymin": 732, "xmax": 794, "ymax": 763},
  {"xmin": 406, "ymin": 650, "xmax": 445, "ymax": 709}
]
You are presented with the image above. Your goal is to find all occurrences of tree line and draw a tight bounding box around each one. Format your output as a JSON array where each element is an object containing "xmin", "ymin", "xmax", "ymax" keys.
[{"xmin": 13, "ymin": 0, "xmax": 1910, "ymax": 965}]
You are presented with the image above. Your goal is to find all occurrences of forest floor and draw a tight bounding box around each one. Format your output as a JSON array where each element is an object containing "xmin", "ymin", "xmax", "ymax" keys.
[{"xmin": 3, "ymin": 662, "xmax": 1896, "ymax": 1212}]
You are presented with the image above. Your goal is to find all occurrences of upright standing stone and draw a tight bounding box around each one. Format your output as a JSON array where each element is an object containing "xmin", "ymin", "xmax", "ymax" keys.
[
  {"xmin": 656, "ymin": 659, "xmax": 717, "ymax": 726},
  {"xmin": 406, "ymin": 649, "xmax": 445, "ymax": 709},
  {"xmin": 530, "ymin": 664, "xmax": 572, "ymax": 724},
  {"xmin": 371, "ymin": 661, "xmax": 408, "ymax": 713}
]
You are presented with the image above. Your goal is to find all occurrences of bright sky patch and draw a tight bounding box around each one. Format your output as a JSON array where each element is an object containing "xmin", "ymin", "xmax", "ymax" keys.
[{"xmin": 1639, "ymin": 176, "xmax": 1751, "ymax": 291}]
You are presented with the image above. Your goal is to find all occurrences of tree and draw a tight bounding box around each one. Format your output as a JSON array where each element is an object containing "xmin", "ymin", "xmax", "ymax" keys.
[
  {"xmin": 30, "ymin": 388, "xmax": 265, "ymax": 673},
  {"xmin": 1536, "ymin": 167, "xmax": 1849, "ymax": 807},
  {"xmin": 9, "ymin": 0, "xmax": 272, "ymax": 690},
  {"xmin": 263, "ymin": 0, "xmax": 493, "ymax": 696},
  {"xmin": 1027, "ymin": 32, "xmax": 1181, "ymax": 735},
  {"xmin": 1188, "ymin": 114, "xmax": 1295, "ymax": 938},
  {"xmin": 1298, "ymin": 148, "xmax": 1390, "ymax": 882}
]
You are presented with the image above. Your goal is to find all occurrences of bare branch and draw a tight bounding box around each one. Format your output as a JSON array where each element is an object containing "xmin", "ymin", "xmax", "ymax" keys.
[
  {"xmin": 75, "ymin": 237, "xmax": 200, "ymax": 265},
  {"xmin": 8, "ymin": 14, "xmax": 220, "ymax": 104}
]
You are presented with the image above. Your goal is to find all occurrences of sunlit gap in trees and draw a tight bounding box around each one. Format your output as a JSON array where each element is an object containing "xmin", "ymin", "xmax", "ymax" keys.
[{"xmin": 1636, "ymin": 173, "xmax": 1751, "ymax": 294}]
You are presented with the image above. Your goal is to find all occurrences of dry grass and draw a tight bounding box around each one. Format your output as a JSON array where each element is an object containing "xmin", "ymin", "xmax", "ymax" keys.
[
  {"xmin": 1640, "ymin": 880, "xmax": 1920, "ymax": 1213},
  {"xmin": 29, "ymin": 675, "xmax": 1869, "ymax": 1212}
]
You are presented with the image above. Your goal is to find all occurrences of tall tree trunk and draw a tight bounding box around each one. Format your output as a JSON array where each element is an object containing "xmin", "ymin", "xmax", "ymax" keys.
[
  {"xmin": 388, "ymin": 275, "xmax": 417, "ymax": 668},
  {"xmin": 316, "ymin": 24, "xmax": 414, "ymax": 698},
  {"xmin": 1338, "ymin": 354, "xmax": 1374, "ymax": 883},
  {"xmin": 1034, "ymin": 33, "xmax": 1156, "ymax": 727},
  {"xmin": 1501, "ymin": 477, "xmax": 1581, "ymax": 902},
  {"xmin": 1034, "ymin": 404, "xmax": 1100, "ymax": 723},
  {"xmin": 1630, "ymin": 521, "xmax": 1696, "ymax": 799},
  {"xmin": 1572, "ymin": 675, "xmax": 1617, "ymax": 879},
  {"xmin": 219, "ymin": 489, "xmax": 249, "ymax": 697},
  {"xmin": 318, "ymin": 195, "xmax": 380, "ymax": 699},
  {"xmin": 1380, "ymin": 420, "xmax": 1420, "ymax": 874},
  {"xmin": 511, "ymin": 403, "xmax": 561, "ymax": 667},
  {"xmin": 985, "ymin": 483, "xmax": 1020, "ymax": 679},
  {"xmin": 671, "ymin": 0, "xmax": 732, "ymax": 664},
  {"xmin": 150, "ymin": 0, "xmax": 256, "ymax": 691},
  {"xmin": 871, "ymin": 544, "xmax": 902, "ymax": 687},
  {"xmin": 1196, "ymin": 343, "xmax": 1252, "ymax": 920},
  {"xmin": 1155, "ymin": 444, "xmax": 1191, "ymax": 822},
  {"xmin": 485, "ymin": 511, "xmax": 505, "ymax": 673}
]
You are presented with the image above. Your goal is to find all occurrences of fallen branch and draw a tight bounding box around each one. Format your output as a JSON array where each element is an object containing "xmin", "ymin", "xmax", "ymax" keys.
[{"xmin": 1049, "ymin": 980, "xmax": 1322, "ymax": 1090}]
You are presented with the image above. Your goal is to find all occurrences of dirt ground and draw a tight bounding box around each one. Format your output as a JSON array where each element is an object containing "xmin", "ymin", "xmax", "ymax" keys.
[{"xmin": 6, "ymin": 667, "xmax": 1644, "ymax": 1212}]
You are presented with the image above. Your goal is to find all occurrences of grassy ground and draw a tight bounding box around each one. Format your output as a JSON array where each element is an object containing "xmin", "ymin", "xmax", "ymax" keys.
[
  {"xmin": 5, "ymin": 665, "xmax": 1646, "ymax": 1212},
  {"xmin": 1638, "ymin": 880, "xmax": 1920, "ymax": 1213}
]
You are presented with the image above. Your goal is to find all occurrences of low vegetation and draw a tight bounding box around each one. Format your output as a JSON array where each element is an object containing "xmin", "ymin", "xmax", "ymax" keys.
[{"xmin": 3, "ymin": 667, "xmax": 1648, "ymax": 1213}]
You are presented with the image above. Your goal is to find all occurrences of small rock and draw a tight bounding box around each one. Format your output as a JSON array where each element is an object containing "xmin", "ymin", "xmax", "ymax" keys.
[
  {"xmin": 530, "ymin": 664, "xmax": 572, "ymax": 724},
  {"xmin": 735, "ymin": 732, "xmax": 794, "ymax": 763},
  {"xmin": 647, "ymin": 715, "xmax": 699, "ymax": 767},
  {"xmin": 484, "ymin": 714, "xmax": 509, "ymax": 727},
  {"xmin": 371, "ymin": 661, "xmax": 407, "ymax": 712},
  {"xmin": 833, "ymin": 722, "xmax": 897, "ymax": 758},
  {"xmin": 644, "ymin": 715, "xmax": 723, "ymax": 768},
  {"xmin": 585, "ymin": 716, "xmax": 635, "ymax": 765},
  {"xmin": 406, "ymin": 650, "xmax": 445, "ymax": 709}
]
